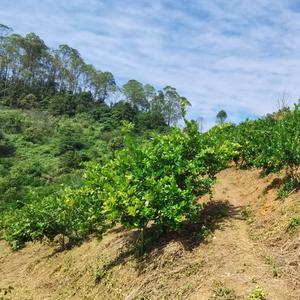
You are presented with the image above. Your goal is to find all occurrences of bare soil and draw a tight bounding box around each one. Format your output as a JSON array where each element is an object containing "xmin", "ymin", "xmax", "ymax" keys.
[{"xmin": 0, "ymin": 168, "xmax": 299, "ymax": 299}]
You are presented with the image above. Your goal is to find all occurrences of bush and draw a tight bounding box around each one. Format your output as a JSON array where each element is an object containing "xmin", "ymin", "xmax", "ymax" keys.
[
  {"xmin": 0, "ymin": 132, "xmax": 15, "ymax": 157},
  {"xmin": 2, "ymin": 115, "xmax": 228, "ymax": 250},
  {"xmin": 57, "ymin": 121, "xmax": 88, "ymax": 154},
  {"xmin": 0, "ymin": 110, "xmax": 26, "ymax": 133},
  {"xmin": 1, "ymin": 187, "xmax": 106, "ymax": 250},
  {"xmin": 82, "ymin": 117, "xmax": 225, "ymax": 249}
]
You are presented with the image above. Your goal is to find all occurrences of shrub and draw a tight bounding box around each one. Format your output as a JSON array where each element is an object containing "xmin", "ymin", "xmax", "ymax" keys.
[
  {"xmin": 248, "ymin": 286, "xmax": 266, "ymax": 300},
  {"xmin": 82, "ymin": 115, "xmax": 225, "ymax": 250},
  {"xmin": 287, "ymin": 217, "xmax": 300, "ymax": 235},
  {"xmin": 277, "ymin": 177, "xmax": 299, "ymax": 199},
  {"xmin": 2, "ymin": 108, "xmax": 228, "ymax": 250},
  {"xmin": 1, "ymin": 187, "xmax": 107, "ymax": 250}
]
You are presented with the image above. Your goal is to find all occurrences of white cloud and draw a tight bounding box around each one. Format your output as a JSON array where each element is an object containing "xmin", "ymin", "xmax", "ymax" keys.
[{"xmin": 1, "ymin": 0, "xmax": 300, "ymax": 129}]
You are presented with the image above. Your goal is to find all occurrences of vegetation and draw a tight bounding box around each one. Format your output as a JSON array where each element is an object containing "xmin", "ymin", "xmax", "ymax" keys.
[
  {"xmin": 287, "ymin": 217, "xmax": 300, "ymax": 235},
  {"xmin": 0, "ymin": 25, "xmax": 183, "ymax": 248},
  {"xmin": 210, "ymin": 282, "xmax": 237, "ymax": 300},
  {"xmin": 248, "ymin": 286, "xmax": 266, "ymax": 300},
  {"xmin": 1, "ymin": 101, "xmax": 235, "ymax": 250},
  {"xmin": 0, "ymin": 26, "xmax": 299, "ymax": 253},
  {"xmin": 0, "ymin": 25, "xmax": 183, "ymax": 127},
  {"xmin": 265, "ymin": 255, "xmax": 281, "ymax": 278},
  {"xmin": 277, "ymin": 177, "xmax": 299, "ymax": 200},
  {"xmin": 216, "ymin": 110, "xmax": 228, "ymax": 124}
]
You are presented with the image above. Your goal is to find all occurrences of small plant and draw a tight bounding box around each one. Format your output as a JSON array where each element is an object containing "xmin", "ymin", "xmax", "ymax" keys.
[
  {"xmin": 240, "ymin": 206, "xmax": 253, "ymax": 224},
  {"xmin": 0, "ymin": 286, "xmax": 14, "ymax": 299},
  {"xmin": 277, "ymin": 177, "xmax": 299, "ymax": 200},
  {"xmin": 248, "ymin": 286, "xmax": 266, "ymax": 300},
  {"xmin": 265, "ymin": 255, "xmax": 281, "ymax": 277},
  {"xmin": 94, "ymin": 266, "xmax": 108, "ymax": 283},
  {"xmin": 287, "ymin": 217, "xmax": 300, "ymax": 235},
  {"xmin": 210, "ymin": 282, "xmax": 237, "ymax": 300}
]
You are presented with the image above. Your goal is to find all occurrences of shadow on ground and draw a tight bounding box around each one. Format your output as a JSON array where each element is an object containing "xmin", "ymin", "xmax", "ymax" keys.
[{"xmin": 94, "ymin": 199, "xmax": 244, "ymax": 282}]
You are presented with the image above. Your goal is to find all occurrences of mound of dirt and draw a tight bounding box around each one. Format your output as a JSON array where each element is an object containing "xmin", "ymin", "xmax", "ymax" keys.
[{"xmin": 0, "ymin": 168, "xmax": 299, "ymax": 299}]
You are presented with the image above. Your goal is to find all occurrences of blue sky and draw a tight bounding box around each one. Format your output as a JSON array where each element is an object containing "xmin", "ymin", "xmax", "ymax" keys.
[{"xmin": 1, "ymin": 0, "xmax": 300, "ymax": 128}]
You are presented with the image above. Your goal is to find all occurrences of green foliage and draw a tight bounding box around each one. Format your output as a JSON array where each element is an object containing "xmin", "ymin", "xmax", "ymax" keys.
[
  {"xmin": 0, "ymin": 28, "xmax": 175, "ymax": 131},
  {"xmin": 1, "ymin": 100, "xmax": 300, "ymax": 251},
  {"xmin": 1, "ymin": 187, "xmax": 107, "ymax": 250},
  {"xmin": 1, "ymin": 28, "xmax": 300, "ymax": 255},
  {"xmin": 240, "ymin": 206, "xmax": 253, "ymax": 225},
  {"xmin": 248, "ymin": 286, "xmax": 266, "ymax": 300},
  {"xmin": 1, "ymin": 105, "xmax": 229, "ymax": 249},
  {"xmin": 57, "ymin": 120, "xmax": 88, "ymax": 154},
  {"xmin": 207, "ymin": 104, "xmax": 300, "ymax": 177},
  {"xmin": 0, "ymin": 131, "xmax": 15, "ymax": 157},
  {"xmin": 265, "ymin": 255, "xmax": 281, "ymax": 277},
  {"xmin": 123, "ymin": 79, "xmax": 149, "ymax": 111},
  {"xmin": 277, "ymin": 177, "xmax": 299, "ymax": 200},
  {"xmin": 210, "ymin": 282, "xmax": 237, "ymax": 300},
  {"xmin": 287, "ymin": 217, "xmax": 300, "ymax": 235},
  {"xmin": 80, "ymin": 115, "xmax": 226, "ymax": 246},
  {"xmin": 216, "ymin": 110, "xmax": 228, "ymax": 124},
  {"xmin": 0, "ymin": 110, "xmax": 26, "ymax": 133},
  {"xmin": 0, "ymin": 108, "xmax": 116, "ymax": 213}
]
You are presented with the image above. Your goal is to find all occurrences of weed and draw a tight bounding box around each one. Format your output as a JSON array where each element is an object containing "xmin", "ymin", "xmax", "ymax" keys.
[
  {"xmin": 265, "ymin": 255, "xmax": 281, "ymax": 277},
  {"xmin": 240, "ymin": 206, "xmax": 253, "ymax": 224},
  {"xmin": 210, "ymin": 282, "xmax": 237, "ymax": 300},
  {"xmin": 248, "ymin": 286, "xmax": 266, "ymax": 300},
  {"xmin": 287, "ymin": 217, "xmax": 300, "ymax": 235},
  {"xmin": 0, "ymin": 286, "xmax": 14, "ymax": 300},
  {"xmin": 277, "ymin": 178, "xmax": 299, "ymax": 200},
  {"xmin": 94, "ymin": 263, "xmax": 111, "ymax": 283}
]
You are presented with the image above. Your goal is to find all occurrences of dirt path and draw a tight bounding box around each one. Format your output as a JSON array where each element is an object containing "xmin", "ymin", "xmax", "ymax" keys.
[{"xmin": 190, "ymin": 169, "xmax": 296, "ymax": 299}]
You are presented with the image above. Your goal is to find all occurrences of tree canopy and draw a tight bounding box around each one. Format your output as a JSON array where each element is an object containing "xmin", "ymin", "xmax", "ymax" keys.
[
  {"xmin": 216, "ymin": 110, "xmax": 228, "ymax": 124},
  {"xmin": 0, "ymin": 27, "xmax": 186, "ymax": 128}
]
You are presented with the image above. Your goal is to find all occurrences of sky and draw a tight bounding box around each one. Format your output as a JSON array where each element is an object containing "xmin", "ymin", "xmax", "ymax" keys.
[{"xmin": 1, "ymin": 0, "xmax": 300, "ymax": 129}]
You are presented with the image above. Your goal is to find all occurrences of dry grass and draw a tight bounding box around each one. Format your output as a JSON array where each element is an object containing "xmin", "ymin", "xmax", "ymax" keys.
[{"xmin": 0, "ymin": 168, "xmax": 299, "ymax": 299}]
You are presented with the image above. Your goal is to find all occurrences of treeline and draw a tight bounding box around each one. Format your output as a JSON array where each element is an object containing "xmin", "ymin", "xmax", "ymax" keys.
[
  {"xmin": 0, "ymin": 24, "xmax": 185, "ymax": 128},
  {"xmin": 1, "ymin": 25, "xmax": 299, "ymax": 251}
]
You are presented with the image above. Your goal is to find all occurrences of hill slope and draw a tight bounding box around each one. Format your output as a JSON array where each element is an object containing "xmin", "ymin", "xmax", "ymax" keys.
[{"xmin": 1, "ymin": 168, "xmax": 299, "ymax": 300}]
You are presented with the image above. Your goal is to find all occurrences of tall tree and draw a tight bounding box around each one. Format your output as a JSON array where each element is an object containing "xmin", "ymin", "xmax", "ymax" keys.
[
  {"xmin": 216, "ymin": 110, "xmax": 228, "ymax": 124},
  {"xmin": 56, "ymin": 44, "xmax": 85, "ymax": 93},
  {"xmin": 91, "ymin": 71, "xmax": 116, "ymax": 102},
  {"xmin": 123, "ymin": 79, "xmax": 149, "ymax": 111},
  {"xmin": 144, "ymin": 84, "xmax": 155, "ymax": 104},
  {"xmin": 162, "ymin": 86, "xmax": 182, "ymax": 126},
  {"xmin": 0, "ymin": 24, "xmax": 13, "ymax": 80},
  {"xmin": 20, "ymin": 33, "xmax": 49, "ymax": 87}
]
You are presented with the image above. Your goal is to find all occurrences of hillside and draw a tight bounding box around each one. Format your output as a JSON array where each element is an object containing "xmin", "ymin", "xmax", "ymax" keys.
[
  {"xmin": 1, "ymin": 27, "xmax": 300, "ymax": 300},
  {"xmin": 1, "ymin": 168, "xmax": 299, "ymax": 300}
]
